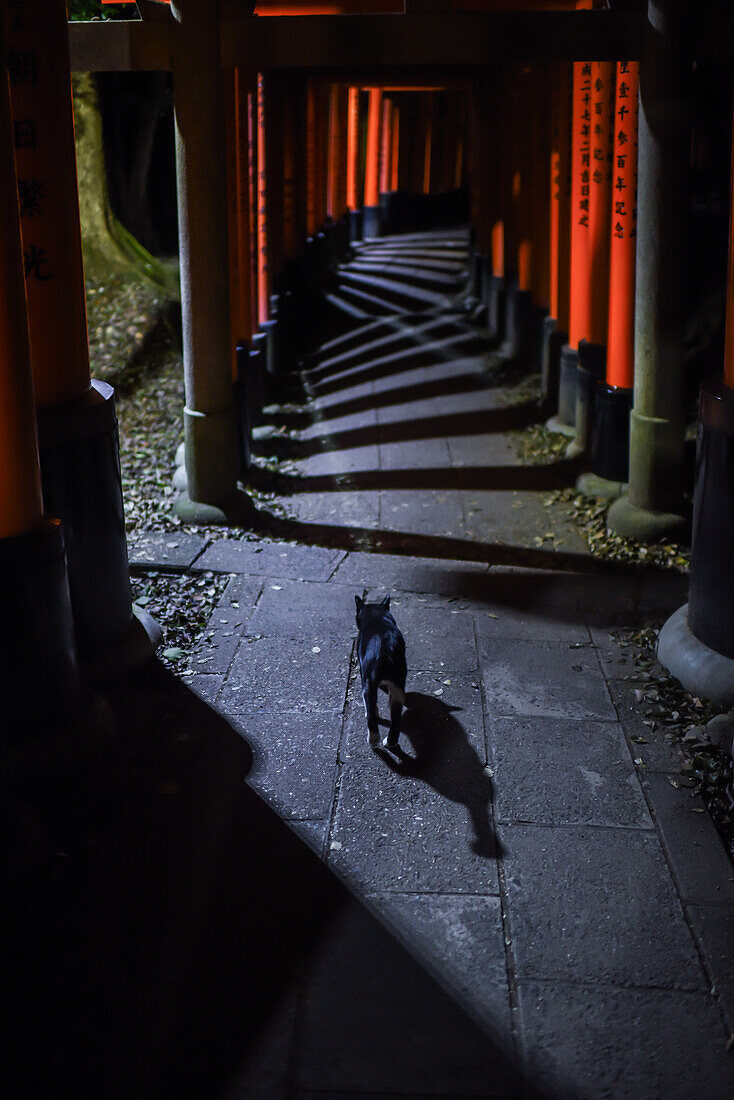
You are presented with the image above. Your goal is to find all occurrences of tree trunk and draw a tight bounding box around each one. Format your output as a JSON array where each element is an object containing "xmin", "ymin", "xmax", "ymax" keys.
[{"xmin": 73, "ymin": 72, "xmax": 179, "ymax": 298}]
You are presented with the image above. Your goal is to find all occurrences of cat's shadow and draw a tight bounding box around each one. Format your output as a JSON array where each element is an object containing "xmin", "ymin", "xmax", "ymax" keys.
[{"xmin": 375, "ymin": 690, "xmax": 503, "ymax": 859}]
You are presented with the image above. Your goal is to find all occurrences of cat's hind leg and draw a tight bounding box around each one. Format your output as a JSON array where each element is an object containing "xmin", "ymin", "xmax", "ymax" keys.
[
  {"xmin": 363, "ymin": 678, "xmax": 380, "ymax": 746},
  {"xmin": 384, "ymin": 682, "xmax": 403, "ymax": 748}
]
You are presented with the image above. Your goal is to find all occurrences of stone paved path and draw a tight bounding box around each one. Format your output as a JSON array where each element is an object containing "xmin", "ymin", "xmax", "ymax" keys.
[{"xmin": 123, "ymin": 229, "xmax": 734, "ymax": 1098}]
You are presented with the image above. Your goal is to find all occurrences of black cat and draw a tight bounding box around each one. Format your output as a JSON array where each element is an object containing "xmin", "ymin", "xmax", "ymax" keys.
[{"xmin": 355, "ymin": 595, "xmax": 407, "ymax": 748}]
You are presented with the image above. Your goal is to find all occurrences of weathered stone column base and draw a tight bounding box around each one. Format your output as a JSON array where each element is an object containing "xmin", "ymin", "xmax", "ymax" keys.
[
  {"xmin": 575, "ymin": 472, "xmax": 628, "ymax": 500},
  {"xmin": 348, "ymin": 208, "xmax": 363, "ymax": 242},
  {"xmin": 657, "ymin": 604, "xmax": 734, "ymax": 707},
  {"xmin": 362, "ymin": 204, "xmax": 383, "ymax": 239},
  {"xmin": 37, "ymin": 380, "xmax": 133, "ymax": 656},
  {"xmin": 545, "ymin": 416, "xmax": 577, "ymax": 438},
  {"xmin": 566, "ymin": 341, "xmax": 606, "ymax": 460},
  {"xmin": 174, "ymin": 487, "xmax": 259, "ymax": 527},
  {"xmin": 82, "ymin": 605, "xmax": 162, "ymax": 684},
  {"xmin": 606, "ymin": 493, "xmax": 687, "ymax": 543},
  {"xmin": 607, "ymin": 407, "xmax": 687, "ymax": 541},
  {"xmin": 547, "ymin": 344, "xmax": 578, "ymax": 437},
  {"xmin": 181, "ymin": 404, "xmax": 239, "ymax": 502},
  {"xmin": 486, "ymin": 275, "xmax": 505, "ymax": 344}
]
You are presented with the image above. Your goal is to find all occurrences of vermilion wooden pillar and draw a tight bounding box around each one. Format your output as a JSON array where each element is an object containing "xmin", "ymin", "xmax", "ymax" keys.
[
  {"xmin": 265, "ymin": 71, "xmax": 286, "ymax": 293},
  {"xmin": 550, "ymin": 60, "xmax": 594, "ymax": 433},
  {"xmin": 0, "ymin": 72, "xmax": 43, "ymax": 541},
  {"xmin": 501, "ymin": 68, "xmax": 535, "ymax": 364},
  {"xmin": 422, "ymin": 93, "xmax": 433, "ymax": 195},
  {"xmin": 327, "ymin": 82, "xmax": 340, "ymax": 221},
  {"xmin": 515, "ymin": 72, "xmax": 534, "ymax": 297},
  {"xmin": 606, "ymin": 61, "xmax": 639, "ymax": 393},
  {"xmin": 0, "ymin": 24, "xmax": 79, "ymax": 731},
  {"xmin": 5, "ymin": 0, "xmax": 89, "ymax": 408},
  {"xmin": 325, "ymin": 81, "xmax": 348, "ymax": 257},
  {"xmin": 482, "ymin": 71, "xmax": 505, "ymax": 340},
  {"xmin": 363, "ymin": 87, "xmax": 383, "ymax": 237},
  {"xmin": 346, "ymin": 85, "xmax": 362, "ymax": 240},
  {"xmin": 582, "ymin": 59, "xmax": 639, "ymax": 486},
  {"xmin": 440, "ymin": 94, "xmax": 455, "ymax": 194},
  {"xmin": 391, "ymin": 104, "xmax": 400, "ymax": 192},
  {"xmin": 256, "ymin": 73, "xmax": 269, "ymax": 326},
  {"xmin": 315, "ymin": 79, "xmax": 329, "ymax": 232},
  {"xmin": 306, "ymin": 80, "xmax": 318, "ymax": 238},
  {"xmin": 501, "ymin": 70, "xmax": 521, "ymax": 293},
  {"xmin": 247, "ymin": 82, "xmax": 259, "ymax": 337},
  {"xmin": 282, "ymin": 72, "xmax": 301, "ymax": 267},
  {"xmin": 549, "ymin": 63, "xmax": 572, "ymax": 339},
  {"xmin": 587, "ymin": 61, "xmax": 615, "ymax": 347},
  {"xmin": 530, "ymin": 68, "xmax": 551, "ymax": 318},
  {"xmin": 468, "ymin": 77, "xmax": 487, "ymax": 298},
  {"xmin": 542, "ymin": 62, "xmax": 572, "ymax": 408},
  {"xmin": 226, "ymin": 71, "xmax": 253, "ymax": 356},
  {"xmin": 568, "ymin": 59, "xmax": 615, "ymax": 459},
  {"xmin": 6, "ymin": 0, "xmax": 143, "ymax": 657},
  {"xmin": 379, "ymin": 97, "xmax": 393, "ymax": 197},
  {"xmin": 336, "ymin": 84, "xmax": 349, "ymax": 222}
]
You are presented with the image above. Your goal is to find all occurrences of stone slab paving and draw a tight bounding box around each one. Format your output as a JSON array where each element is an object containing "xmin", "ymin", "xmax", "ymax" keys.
[
  {"xmin": 128, "ymin": 530, "xmax": 209, "ymax": 570},
  {"xmin": 141, "ymin": 231, "xmax": 733, "ymax": 1095},
  {"xmin": 138, "ymin": 531, "xmax": 734, "ymax": 1098}
]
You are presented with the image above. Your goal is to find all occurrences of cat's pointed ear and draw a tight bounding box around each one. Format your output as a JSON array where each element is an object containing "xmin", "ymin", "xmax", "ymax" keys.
[
  {"xmin": 381, "ymin": 594, "xmax": 390, "ymax": 609},
  {"xmin": 355, "ymin": 595, "xmax": 364, "ymax": 613}
]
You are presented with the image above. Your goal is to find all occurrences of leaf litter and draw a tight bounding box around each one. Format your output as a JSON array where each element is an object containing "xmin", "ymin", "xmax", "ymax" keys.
[{"xmin": 612, "ymin": 624, "xmax": 733, "ymax": 862}]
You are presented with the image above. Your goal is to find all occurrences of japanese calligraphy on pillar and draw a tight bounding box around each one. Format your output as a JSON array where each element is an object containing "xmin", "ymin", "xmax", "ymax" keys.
[
  {"xmin": 576, "ymin": 61, "xmax": 592, "ymax": 231},
  {"xmin": 611, "ymin": 61, "xmax": 639, "ymax": 244},
  {"xmin": 588, "ymin": 61, "xmax": 614, "ymax": 343},
  {"xmin": 246, "ymin": 86, "xmax": 259, "ymax": 335},
  {"xmin": 5, "ymin": 0, "xmax": 90, "ymax": 406},
  {"xmin": 256, "ymin": 73, "xmax": 268, "ymax": 325},
  {"xmin": 568, "ymin": 61, "xmax": 594, "ymax": 348},
  {"xmin": 607, "ymin": 60, "xmax": 640, "ymax": 390}
]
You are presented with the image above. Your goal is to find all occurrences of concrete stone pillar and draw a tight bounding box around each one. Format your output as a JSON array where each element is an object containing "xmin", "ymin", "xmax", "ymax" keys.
[
  {"xmin": 607, "ymin": 0, "xmax": 690, "ymax": 542},
  {"xmin": 170, "ymin": 0, "xmax": 251, "ymax": 524}
]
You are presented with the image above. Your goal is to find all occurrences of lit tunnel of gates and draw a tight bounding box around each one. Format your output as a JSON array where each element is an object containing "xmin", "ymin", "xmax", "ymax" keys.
[
  {"xmin": 1, "ymin": 6, "xmax": 733, "ymax": 769},
  {"xmin": 3, "ymin": 4, "xmax": 734, "ymax": 1098}
]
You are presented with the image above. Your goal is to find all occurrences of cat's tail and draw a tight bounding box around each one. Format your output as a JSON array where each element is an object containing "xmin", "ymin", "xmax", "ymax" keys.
[{"xmin": 381, "ymin": 680, "xmax": 406, "ymax": 707}]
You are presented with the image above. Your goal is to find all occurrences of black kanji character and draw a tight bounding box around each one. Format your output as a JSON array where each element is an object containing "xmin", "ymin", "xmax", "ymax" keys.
[
  {"xmin": 23, "ymin": 245, "xmax": 52, "ymax": 281},
  {"xmin": 18, "ymin": 177, "xmax": 45, "ymax": 217},
  {"xmin": 13, "ymin": 119, "xmax": 36, "ymax": 150},
  {"xmin": 7, "ymin": 47, "xmax": 37, "ymax": 86}
]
